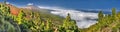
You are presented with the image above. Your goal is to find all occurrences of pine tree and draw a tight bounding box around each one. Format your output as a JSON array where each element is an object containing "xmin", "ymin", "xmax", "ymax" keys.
[
  {"xmin": 66, "ymin": 13, "xmax": 71, "ymax": 21},
  {"xmin": 33, "ymin": 12, "xmax": 42, "ymax": 25},
  {"xmin": 0, "ymin": 4, "xmax": 10, "ymax": 16},
  {"xmin": 62, "ymin": 13, "xmax": 79, "ymax": 32},
  {"xmin": 44, "ymin": 19, "xmax": 53, "ymax": 32},
  {"xmin": 112, "ymin": 8, "xmax": 117, "ymax": 21},
  {"xmin": 17, "ymin": 9, "xmax": 25, "ymax": 24},
  {"xmin": 98, "ymin": 11, "xmax": 103, "ymax": 22},
  {"xmin": 31, "ymin": 12, "xmax": 43, "ymax": 32},
  {"xmin": 63, "ymin": 13, "xmax": 71, "ymax": 29},
  {"xmin": 39, "ymin": 21, "xmax": 45, "ymax": 32}
]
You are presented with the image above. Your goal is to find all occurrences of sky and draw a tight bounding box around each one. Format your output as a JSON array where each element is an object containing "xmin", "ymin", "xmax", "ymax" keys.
[{"xmin": 0, "ymin": 0, "xmax": 120, "ymax": 9}]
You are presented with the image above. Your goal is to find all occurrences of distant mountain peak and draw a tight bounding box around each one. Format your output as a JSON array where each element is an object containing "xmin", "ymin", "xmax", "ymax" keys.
[{"xmin": 25, "ymin": 3, "xmax": 39, "ymax": 10}]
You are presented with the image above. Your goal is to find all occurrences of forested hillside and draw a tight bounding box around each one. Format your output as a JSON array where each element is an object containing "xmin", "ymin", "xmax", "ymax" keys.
[
  {"xmin": 1, "ymin": 1, "xmax": 120, "ymax": 32},
  {"xmin": 0, "ymin": 3, "xmax": 79, "ymax": 32},
  {"xmin": 80, "ymin": 8, "xmax": 120, "ymax": 32}
]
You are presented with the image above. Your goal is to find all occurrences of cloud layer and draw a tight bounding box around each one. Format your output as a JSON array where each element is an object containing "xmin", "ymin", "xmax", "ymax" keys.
[{"xmin": 38, "ymin": 6, "xmax": 98, "ymax": 28}]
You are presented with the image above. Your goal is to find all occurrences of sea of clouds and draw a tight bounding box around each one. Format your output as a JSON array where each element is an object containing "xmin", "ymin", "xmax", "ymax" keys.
[{"xmin": 38, "ymin": 6, "xmax": 98, "ymax": 28}]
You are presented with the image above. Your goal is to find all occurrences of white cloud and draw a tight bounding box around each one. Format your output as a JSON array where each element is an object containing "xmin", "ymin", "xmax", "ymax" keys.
[
  {"xmin": 38, "ymin": 6, "xmax": 98, "ymax": 28},
  {"xmin": 6, "ymin": 2, "xmax": 9, "ymax": 4},
  {"xmin": 27, "ymin": 3, "xmax": 33, "ymax": 5}
]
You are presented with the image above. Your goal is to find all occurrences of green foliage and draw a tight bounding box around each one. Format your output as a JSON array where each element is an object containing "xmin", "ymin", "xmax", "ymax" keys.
[
  {"xmin": 17, "ymin": 9, "xmax": 26, "ymax": 24},
  {"xmin": 81, "ymin": 8, "xmax": 120, "ymax": 32},
  {"xmin": 98, "ymin": 11, "xmax": 103, "ymax": 21},
  {"xmin": 62, "ymin": 13, "xmax": 79, "ymax": 32},
  {"xmin": 0, "ymin": 4, "xmax": 21, "ymax": 32},
  {"xmin": 112, "ymin": 8, "xmax": 117, "ymax": 21},
  {"xmin": 45, "ymin": 19, "xmax": 53, "ymax": 31},
  {"xmin": 0, "ymin": 4, "xmax": 10, "ymax": 16},
  {"xmin": 0, "ymin": 3, "xmax": 79, "ymax": 32}
]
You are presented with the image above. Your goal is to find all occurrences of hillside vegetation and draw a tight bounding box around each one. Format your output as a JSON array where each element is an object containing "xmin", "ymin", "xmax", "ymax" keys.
[
  {"xmin": 1, "ymin": 2, "xmax": 120, "ymax": 32},
  {"xmin": 80, "ymin": 8, "xmax": 120, "ymax": 32},
  {"xmin": 0, "ymin": 3, "xmax": 79, "ymax": 32}
]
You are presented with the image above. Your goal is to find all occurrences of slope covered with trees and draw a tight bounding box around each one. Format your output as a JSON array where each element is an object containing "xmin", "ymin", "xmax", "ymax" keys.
[
  {"xmin": 79, "ymin": 8, "xmax": 120, "ymax": 32},
  {"xmin": 1, "ymin": 1, "xmax": 120, "ymax": 32},
  {"xmin": 0, "ymin": 3, "xmax": 79, "ymax": 32}
]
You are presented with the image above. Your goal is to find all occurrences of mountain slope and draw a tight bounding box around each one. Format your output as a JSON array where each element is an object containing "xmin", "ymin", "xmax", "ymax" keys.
[
  {"xmin": 7, "ymin": 4, "xmax": 20, "ymax": 16},
  {"xmin": 79, "ymin": 8, "xmax": 120, "ymax": 32}
]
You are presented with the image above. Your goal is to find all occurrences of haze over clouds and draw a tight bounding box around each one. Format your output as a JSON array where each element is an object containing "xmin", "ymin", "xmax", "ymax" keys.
[{"xmin": 38, "ymin": 6, "xmax": 98, "ymax": 28}]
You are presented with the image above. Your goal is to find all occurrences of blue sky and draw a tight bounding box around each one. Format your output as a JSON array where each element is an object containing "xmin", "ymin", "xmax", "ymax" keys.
[{"xmin": 0, "ymin": 0, "xmax": 120, "ymax": 9}]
